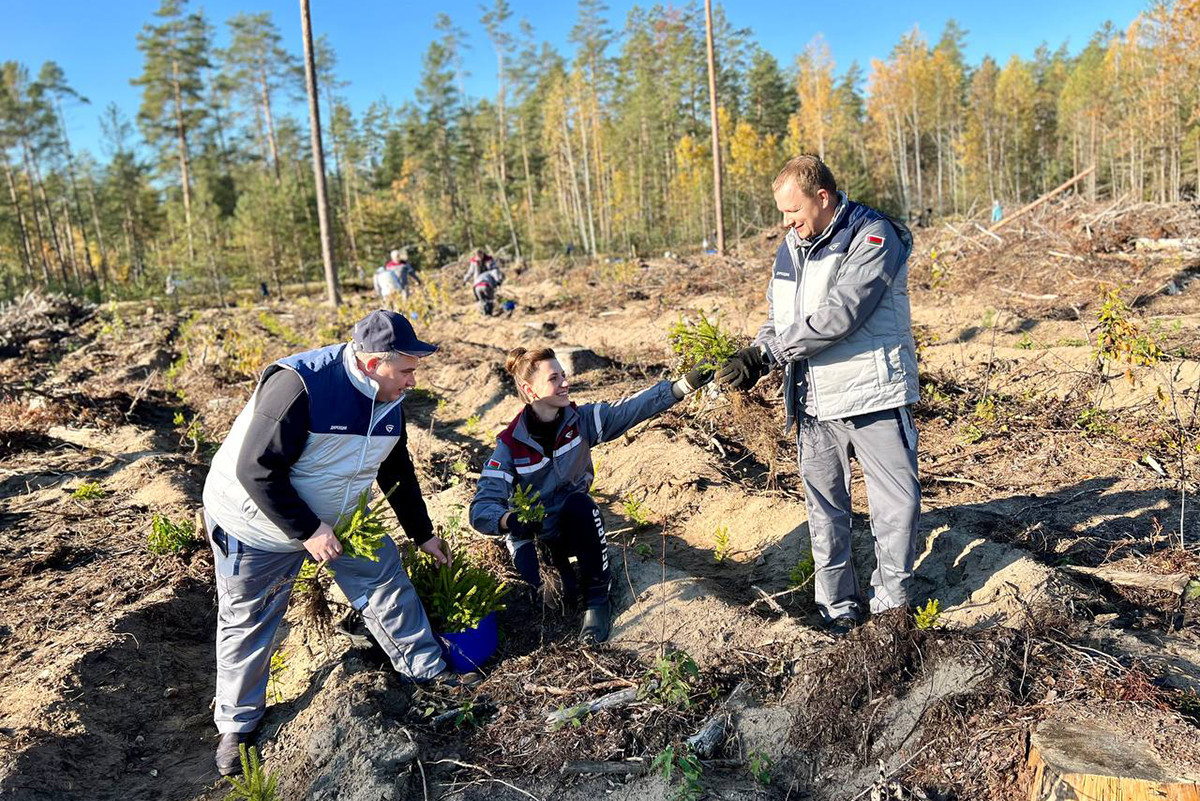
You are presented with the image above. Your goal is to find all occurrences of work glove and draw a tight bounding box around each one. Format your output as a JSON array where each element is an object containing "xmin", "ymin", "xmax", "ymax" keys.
[
  {"xmin": 503, "ymin": 515, "xmax": 542, "ymax": 541},
  {"xmin": 716, "ymin": 345, "xmax": 769, "ymax": 390},
  {"xmin": 672, "ymin": 365, "xmax": 715, "ymax": 399}
]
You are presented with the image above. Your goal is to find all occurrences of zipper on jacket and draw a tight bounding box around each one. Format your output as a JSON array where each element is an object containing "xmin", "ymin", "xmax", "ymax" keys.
[{"xmin": 796, "ymin": 201, "xmax": 846, "ymax": 421}]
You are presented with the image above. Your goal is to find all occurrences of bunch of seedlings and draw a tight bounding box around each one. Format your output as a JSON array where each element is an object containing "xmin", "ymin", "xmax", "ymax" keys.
[{"xmin": 406, "ymin": 548, "xmax": 510, "ymax": 633}]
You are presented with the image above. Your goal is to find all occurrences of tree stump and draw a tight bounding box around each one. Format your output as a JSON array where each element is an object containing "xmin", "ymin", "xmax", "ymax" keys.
[{"xmin": 1027, "ymin": 717, "xmax": 1200, "ymax": 801}]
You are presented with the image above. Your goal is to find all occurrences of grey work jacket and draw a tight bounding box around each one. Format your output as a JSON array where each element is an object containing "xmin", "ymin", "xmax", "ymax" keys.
[
  {"xmin": 755, "ymin": 194, "xmax": 919, "ymax": 426},
  {"xmin": 469, "ymin": 380, "xmax": 677, "ymax": 538}
]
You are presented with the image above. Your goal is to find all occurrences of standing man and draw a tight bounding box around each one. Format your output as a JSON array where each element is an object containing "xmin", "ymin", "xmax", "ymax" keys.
[
  {"xmin": 717, "ymin": 155, "xmax": 920, "ymax": 635},
  {"xmin": 201, "ymin": 310, "xmax": 466, "ymax": 777}
]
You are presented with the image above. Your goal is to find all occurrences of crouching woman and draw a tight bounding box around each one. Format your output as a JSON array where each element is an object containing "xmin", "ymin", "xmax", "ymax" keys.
[{"xmin": 469, "ymin": 347, "xmax": 711, "ymax": 642}]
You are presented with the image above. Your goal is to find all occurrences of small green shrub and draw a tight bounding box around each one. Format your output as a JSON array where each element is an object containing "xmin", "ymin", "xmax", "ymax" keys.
[
  {"xmin": 1096, "ymin": 286, "xmax": 1165, "ymax": 368},
  {"xmin": 267, "ymin": 650, "xmax": 287, "ymax": 704},
  {"xmin": 639, "ymin": 650, "xmax": 699, "ymax": 709},
  {"xmin": 71, "ymin": 481, "xmax": 106, "ymax": 501},
  {"xmin": 748, "ymin": 750, "xmax": 774, "ymax": 785},
  {"xmin": 1015, "ymin": 332, "xmax": 1035, "ymax": 350},
  {"xmin": 148, "ymin": 514, "xmax": 195, "ymax": 555},
  {"xmin": 464, "ymin": 414, "xmax": 483, "ymax": 436},
  {"xmin": 1076, "ymin": 407, "xmax": 1118, "ymax": 438},
  {"xmin": 651, "ymin": 743, "xmax": 704, "ymax": 801}
]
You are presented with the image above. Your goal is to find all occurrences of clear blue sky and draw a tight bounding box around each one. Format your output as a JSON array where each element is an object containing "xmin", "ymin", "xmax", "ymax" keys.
[{"xmin": 3, "ymin": 0, "xmax": 1147, "ymax": 160}]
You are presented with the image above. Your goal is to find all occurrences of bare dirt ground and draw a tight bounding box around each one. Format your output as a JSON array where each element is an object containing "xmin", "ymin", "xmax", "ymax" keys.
[{"xmin": 1, "ymin": 197, "xmax": 1199, "ymax": 800}]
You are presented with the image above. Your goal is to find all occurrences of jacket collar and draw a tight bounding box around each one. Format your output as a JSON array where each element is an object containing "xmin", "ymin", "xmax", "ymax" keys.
[
  {"xmin": 502, "ymin": 402, "xmax": 581, "ymax": 455},
  {"xmin": 341, "ymin": 344, "xmax": 381, "ymax": 402}
]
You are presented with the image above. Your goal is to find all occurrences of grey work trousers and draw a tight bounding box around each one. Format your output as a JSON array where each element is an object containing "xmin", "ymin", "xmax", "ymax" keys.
[
  {"xmin": 205, "ymin": 513, "xmax": 445, "ymax": 734},
  {"xmin": 797, "ymin": 407, "xmax": 920, "ymax": 621}
]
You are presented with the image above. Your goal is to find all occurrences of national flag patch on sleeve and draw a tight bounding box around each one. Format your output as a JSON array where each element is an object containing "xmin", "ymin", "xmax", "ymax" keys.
[
  {"xmin": 487, "ymin": 459, "xmax": 501, "ymax": 468},
  {"xmin": 865, "ymin": 234, "xmax": 885, "ymax": 248}
]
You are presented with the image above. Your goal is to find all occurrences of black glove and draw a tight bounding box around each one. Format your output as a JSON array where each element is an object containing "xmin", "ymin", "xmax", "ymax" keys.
[
  {"xmin": 503, "ymin": 515, "xmax": 542, "ymax": 540},
  {"xmin": 672, "ymin": 365, "xmax": 715, "ymax": 398},
  {"xmin": 716, "ymin": 346, "xmax": 769, "ymax": 390}
]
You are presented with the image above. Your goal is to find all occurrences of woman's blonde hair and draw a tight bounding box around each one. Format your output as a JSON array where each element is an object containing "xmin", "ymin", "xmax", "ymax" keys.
[{"xmin": 506, "ymin": 346, "xmax": 556, "ymax": 402}]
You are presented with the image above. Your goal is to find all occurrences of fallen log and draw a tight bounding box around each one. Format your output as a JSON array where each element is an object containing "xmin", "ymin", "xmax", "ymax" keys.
[
  {"xmin": 1063, "ymin": 566, "xmax": 1192, "ymax": 597},
  {"xmin": 990, "ymin": 165, "xmax": 1096, "ymax": 234},
  {"xmin": 545, "ymin": 686, "xmax": 639, "ymax": 729},
  {"xmin": 1134, "ymin": 237, "xmax": 1200, "ymax": 252},
  {"xmin": 561, "ymin": 759, "xmax": 648, "ymax": 776}
]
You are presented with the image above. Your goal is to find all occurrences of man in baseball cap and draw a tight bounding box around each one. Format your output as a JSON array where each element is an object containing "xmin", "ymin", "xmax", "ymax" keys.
[{"xmin": 201, "ymin": 309, "xmax": 468, "ymax": 777}]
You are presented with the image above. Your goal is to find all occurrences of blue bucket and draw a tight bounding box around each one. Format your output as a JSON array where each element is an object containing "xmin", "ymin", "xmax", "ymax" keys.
[{"xmin": 439, "ymin": 612, "xmax": 499, "ymax": 673}]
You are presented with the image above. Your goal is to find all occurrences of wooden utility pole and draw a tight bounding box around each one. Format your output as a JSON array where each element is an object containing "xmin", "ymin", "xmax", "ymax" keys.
[
  {"xmin": 703, "ymin": 0, "xmax": 725, "ymax": 255},
  {"xmin": 300, "ymin": 0, "xmax": 339, "ymax": 307}
]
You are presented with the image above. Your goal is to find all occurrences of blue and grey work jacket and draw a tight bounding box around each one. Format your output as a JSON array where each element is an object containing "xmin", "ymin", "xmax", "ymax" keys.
[
  {"xmin": 203, "ymin": 344, "xmax": 408, "ymax": 552},
  {"xmin": 469, "ymin": 381, "xmax": 677, "ymax": 539},
  {"xmin": 756, "ymin": 193, "xmax": 919, "ymax": 426}
]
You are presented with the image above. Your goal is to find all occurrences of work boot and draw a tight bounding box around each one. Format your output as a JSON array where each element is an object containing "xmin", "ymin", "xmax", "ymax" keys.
[
  {"xmin": 215, "ymin": 732, "xmax": 252, "ymax": 777},
  {"xmin": 825, "ymin": 614, "xmax": 861, "ymax": 638},
  {"xmin": 426, "ymin": 667, "xmax": 483, "ymax": 690},
  {"xmin": 334, "ymin": 610, "xmax": 372, "ymax": 649},
  {"xmin": 580, "ymin": 601, "xmax": 612, "ymax": 643}
]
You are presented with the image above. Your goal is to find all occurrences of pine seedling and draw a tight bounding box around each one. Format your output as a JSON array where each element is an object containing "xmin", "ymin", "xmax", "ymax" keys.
[
  {"xmin": 407, "ymin": 549, "xmax": 510, "ymax": 633},
  {"xmin": 332, "ymin": 486, "xmax": 399, "ymax": 562},
  {"xmin": 622, "ymin": 492, "xmax": 652, "ymax": 531},
  {"xmin": 148, "ymin": 513, "xmax": 195, "ymax": 555},
  {"xmin": 223, "ymin": 744, "xmax": 279, "ymax": 801},
  {"xmin": 788, "ymin": 552, "xmax": 816, "ymax": 589},
  {"xmin": 713, "ymin": 523, "xmax": 732, "ymax": 564},
  {"xmin": 71, "ymin": 481, "xmax": 106, "ymax": 501},
  {"xmin": 668, "ymin": 311, "xmax": 740, "ymax": 372},
  {"xmin": 914, "ymin": 599, "xmax": 942, "ymax": 630},
  {"xmin": 511, "ymin": 483, "xmax": 546, "ymax": 525}
]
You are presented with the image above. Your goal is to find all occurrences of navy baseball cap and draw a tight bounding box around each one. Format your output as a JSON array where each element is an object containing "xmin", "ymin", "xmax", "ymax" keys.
[{"xmin": 351, "ymin": 310, "xmax": 438, "ymax": 356}]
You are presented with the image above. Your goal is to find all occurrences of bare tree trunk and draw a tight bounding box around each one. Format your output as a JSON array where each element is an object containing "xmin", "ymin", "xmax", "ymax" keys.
[
  {"xmin": 704, "ymin": 0, "xmax": 726, "ymax": 254},
  {"xmin": 2, "ymin": 157, "xmax": 36, "ymax": 285},
  {"xmin": 577, "ymin": 108, "xmax": 598, "ymax": 257},
  {"xmin": 55, "ymin": 101, "xmax": 99, "ymax": 289},
  {"xmin": 83, "ymin": 174, "xmax": 110, "ymax": 290},
  {"xmin": 260, "ymin": 72, "xmax": 282, "ymax": 182},
  {"xmin": 169, "ymin": 57, "xmax": 196, "ymax": 268},
  {"xmin": 300, "ymin": 0, "xmax": 339, "ymax": 307},
  {"xmin": 517, "ymin": 116, "xmax": 536, "ymax": 260}
]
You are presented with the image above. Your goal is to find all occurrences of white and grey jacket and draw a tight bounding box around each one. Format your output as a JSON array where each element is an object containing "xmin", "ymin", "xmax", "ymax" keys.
[
  {"xmin": 202, "ymin": 344, "xmax": 433, "ymax": 552},
  {"xmin": 755, "ymin": 194, "xmax": 918, "ymax": 425},
  {"xmin": 469, "ymin": 381, "xmax": 677, "ymax": 539}
]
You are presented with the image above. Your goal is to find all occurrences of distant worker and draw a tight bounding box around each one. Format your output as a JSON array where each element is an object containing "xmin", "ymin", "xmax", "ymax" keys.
[
  {"xmin": 386, "ymin": 249, "xmax": 421, "ymax": 301},
  {"xmin": 463, "ymin": 249, "xmax": 503, "ymax": 316},
  {"xmin": 373, "ymin": 265, "xmax": 403, "ymax": 307},
  {"xmin": 991, "ymin": 199, "xmax": 1003, "ymax": 224},
  {"xmin": 718, "ymin": 154, "xmax": 920, "ymax": 637}
]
